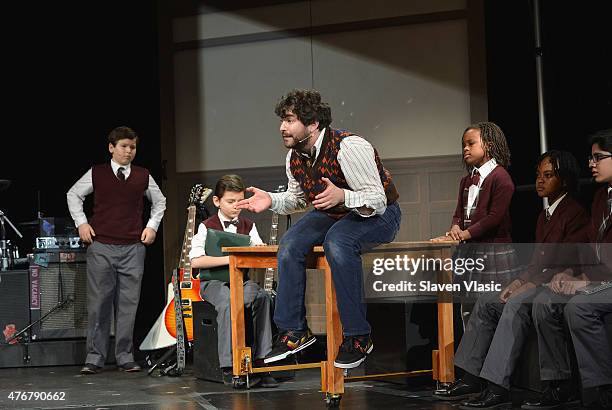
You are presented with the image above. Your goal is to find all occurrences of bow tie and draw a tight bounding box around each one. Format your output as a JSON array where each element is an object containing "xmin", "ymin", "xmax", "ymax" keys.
[{"xmin": 223, "ymin": 220, "xmax": 239, "ymax": 228}]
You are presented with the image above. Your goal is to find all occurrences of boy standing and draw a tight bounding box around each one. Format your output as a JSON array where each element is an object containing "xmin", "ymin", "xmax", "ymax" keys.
[{"xmin": 67, "ymin": 126, "xmax": 166, "ymax": 374}]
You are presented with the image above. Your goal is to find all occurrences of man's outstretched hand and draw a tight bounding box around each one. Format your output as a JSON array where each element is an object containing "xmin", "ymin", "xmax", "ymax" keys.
[{"xmin": 235, "ymin": 187, "xmax": 272, "ymax": 213}]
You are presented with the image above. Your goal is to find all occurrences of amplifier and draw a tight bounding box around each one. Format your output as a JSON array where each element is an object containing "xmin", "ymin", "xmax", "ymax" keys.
[
  {"xmin": 35, "ymin": 236, "xmax": 83, "ymax": 250},
  {"xmin": 29, "ymin": 254, "xmax": 88, "ymax": 340},
  {"xmin": 0, "ymin": 270, "xmax": 30, "ymax": 344}
]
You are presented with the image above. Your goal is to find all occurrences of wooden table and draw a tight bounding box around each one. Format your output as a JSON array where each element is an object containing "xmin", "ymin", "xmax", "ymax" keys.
[{"xmin": 224, "ymin": 241, "xmax": 456, "ymax": 403}]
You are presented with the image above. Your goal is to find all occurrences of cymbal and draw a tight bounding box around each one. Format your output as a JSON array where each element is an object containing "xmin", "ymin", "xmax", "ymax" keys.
[{"xmin": 0, "ymin": 180, "xmax": 10, "ymax": 192}]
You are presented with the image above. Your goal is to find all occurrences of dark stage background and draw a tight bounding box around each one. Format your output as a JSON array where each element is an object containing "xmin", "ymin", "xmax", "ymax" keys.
[{"xmin": 1, "ymin": 1, "xmax": 610, "ymax": 354}]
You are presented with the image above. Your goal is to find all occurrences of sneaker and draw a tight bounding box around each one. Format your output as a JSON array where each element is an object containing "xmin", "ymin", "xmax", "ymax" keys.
[
  {"xmin": 118, "ymin": 362, "xmax": 142, "ymax": 372},
  {"xmin": 333, "ymin": 334, "xmax": 373, "ymax": 369},
  {"xmin": 80, "ymin": 363, "xmax": 102, "ymax": 374},
  {"xmin": 264, "ymin": 329, "xmax": 316, "ymax": 364}
]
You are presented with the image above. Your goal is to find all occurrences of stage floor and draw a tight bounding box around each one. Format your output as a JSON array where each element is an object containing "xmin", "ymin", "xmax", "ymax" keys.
[
  {"xmin": 0, "ymin": 364, "xmax": 572, "ymax": 409},
  {"xmin": 0, "ymin": 364, "xmax": 460, "ymax": 410}
]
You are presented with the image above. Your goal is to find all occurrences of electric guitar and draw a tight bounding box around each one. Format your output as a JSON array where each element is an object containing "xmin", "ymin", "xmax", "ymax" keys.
[
  {"xmin": 139, "ymin": 184, "xmax": 212, "ymax": 350},
  {"xmin": 263, "ymin": 185, "xmax": 287, "ymax": 297}
]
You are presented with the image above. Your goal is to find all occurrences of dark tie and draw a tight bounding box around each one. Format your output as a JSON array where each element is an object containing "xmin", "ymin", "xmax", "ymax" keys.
[
  {"xmin": 471, "ymin": 169, "xmax": 480, "ymax": 186},
  {"xmin": 545, "ymin": 208, "xmax": 552, "ymax": 222},
  {"xmin": 223, "ymin": 220, "xmax": 239, "ymax": 229},
  {"xmin": 117, "ymin": 167, "xmax": 126, "ymax": 181},
  {"xmin": 305, "ymin": 147, "xmax": 316, "ymax": 167}
]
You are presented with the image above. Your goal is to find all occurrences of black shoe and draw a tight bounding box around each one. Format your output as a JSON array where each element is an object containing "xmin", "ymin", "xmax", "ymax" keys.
[
  {"xmin": 433, "ymin": 378, "xmax": 483, "ymax": 401},
  {"xmin": 118, "ymin": 362, "xmax": 142, "ymax": 372},
  {"xmin": 458, "ymin": 388, "xmax": 511, "ymax": 409},
  {"xmin": 333, "ymin": 334, "xmax": 373, "ymax": 369},
  {"xmin": 264, "ymin": 329, "xmax": 316, "ymax": 364},
  {"xmin": 522, "ymin": 384, "xmax": 579, "ymax": 409},
  {"xmin": 80, "ymin": 363, "xmax": 102, "ymax": 374}
]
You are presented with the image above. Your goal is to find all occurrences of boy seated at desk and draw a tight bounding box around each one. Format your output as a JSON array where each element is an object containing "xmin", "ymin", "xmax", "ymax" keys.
[{"xmin": 189, "ymin": 174, "xmax": 278, "ymax": 388}]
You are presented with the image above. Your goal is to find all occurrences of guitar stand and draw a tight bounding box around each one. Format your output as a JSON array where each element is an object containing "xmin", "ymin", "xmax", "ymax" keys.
[{"xmin": 146, "ymin": 345, "xmax": 184, "ymax": 377}]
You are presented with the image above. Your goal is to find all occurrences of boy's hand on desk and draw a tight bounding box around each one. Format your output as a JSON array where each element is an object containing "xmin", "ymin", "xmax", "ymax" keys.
[
  {"xmin": 448, "ymin": 225, "xmax": 462, "ymax": 241},
  {"xmin": 236, "ymin": 187, "xmax": 272, "ymax": 213}
]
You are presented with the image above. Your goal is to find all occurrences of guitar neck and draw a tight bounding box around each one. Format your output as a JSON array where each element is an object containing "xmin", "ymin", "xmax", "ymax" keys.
[
  {"xmin": 264, "ymin": 213, "xmax": 280, "ymax": 292},
  {"xmin": 179, "ymin": 205, "xmax": 197, "ymax": 282}
]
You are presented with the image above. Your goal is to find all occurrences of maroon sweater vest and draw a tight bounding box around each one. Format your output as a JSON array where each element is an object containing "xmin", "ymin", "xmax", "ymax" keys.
[
  {"xmin": 90, "ymin": 163, "xmax": 149, "ymax": 244},
  {"xmin": 203, "ymin": 214, "xmax": 253, "ymax": 236},
  {"xmin": 289, "ymin": 128, "xmax": 399, "ymax": 218}
]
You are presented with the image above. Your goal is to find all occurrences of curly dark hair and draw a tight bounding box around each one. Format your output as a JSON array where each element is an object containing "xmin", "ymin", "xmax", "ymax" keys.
[
  {"xmin": 463, "ymin": 122, "xmax": 511, "ymax": 169},
  {"xmin": 274, "ymin": 89, "xmax": 332, "ymax": 129},
  {"xmin": 108, "ymin": 126, "xmax": 138, "ymax": 146},
  {"xmin": 538, "ymin": 150, "xmax": 581, "ymax": 195},
  {"xmin": 215, "ymin": 174, "xmax": 246, "ymax": 198}
]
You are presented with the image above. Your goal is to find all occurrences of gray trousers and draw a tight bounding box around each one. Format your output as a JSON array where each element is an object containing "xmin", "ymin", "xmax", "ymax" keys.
[
  {"xmin": 533, "ymin": 287, "xmax": 612, "ymax": 389},
  {"xmin": 201, "ymin": 279, "xmax": 273, "ymax": 368},
  {"xmin": 85, "ymin": 241, "xmax": 145, "ymax": 367},
  {"xmin": 455, "ymin": 287, "xmax": 539, "ymax": 389}
]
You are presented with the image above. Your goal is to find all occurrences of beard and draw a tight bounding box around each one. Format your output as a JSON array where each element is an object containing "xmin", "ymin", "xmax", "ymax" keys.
[{"xmin": 282, "ymin": 131, "xmax": 310, "ymax": 150}]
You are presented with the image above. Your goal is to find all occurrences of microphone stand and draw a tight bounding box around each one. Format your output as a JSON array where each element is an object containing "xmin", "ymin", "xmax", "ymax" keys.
[
  {"xmin": 0, "ymin": 209, "xmax": 23, "ymax": 271},
  {"xmin": 5, "ymin": 296, "xmax": 74, "ymax": 345}
]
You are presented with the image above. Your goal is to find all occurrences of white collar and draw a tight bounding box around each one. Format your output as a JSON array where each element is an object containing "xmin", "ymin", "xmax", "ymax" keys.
[
  {"xmin": 217, "ymin": 210, "xmax": 237, "ymax": 223},
  {"xmin": 545, "ymin": 193, "xmax": 567, "ymax": 217},
  {"xmin": 472, "ymin": 158, "xmax": 497, "ymax": 183},
  {"xmin": 110, "ymin": 159, "xmax": 130, "ymax": 174}
]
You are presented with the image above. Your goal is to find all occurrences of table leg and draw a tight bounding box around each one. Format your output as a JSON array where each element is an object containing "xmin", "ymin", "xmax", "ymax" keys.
[
  {"xmin": 322, "ymin": 256, "xmax": 344, "ymax": 394},
  {"xmin": 437, "ymin": 248, "xmax": 455, "ymax": 382},
  {"xmin": 229, "ymin": 255, "xmax": 246, "ymax": 377}
]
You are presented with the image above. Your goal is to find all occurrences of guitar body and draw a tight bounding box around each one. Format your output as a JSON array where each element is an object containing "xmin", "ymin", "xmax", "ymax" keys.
[{"xmin": 163, "ymin": 269, "xmax": 202, "ymax": 341}]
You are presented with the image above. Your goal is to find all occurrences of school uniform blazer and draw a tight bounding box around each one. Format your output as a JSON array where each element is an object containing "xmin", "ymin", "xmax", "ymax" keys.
[
  {"xmin": 452, "ymin": 166, "xmax": 514, "ymax": 243},
  {"xmin": 584, "ymin": 187, "xmax": 612, "ymax": 281},
  {"xmin": 518, "ymin": 195, "xmax": 589, "ymax": 286}
]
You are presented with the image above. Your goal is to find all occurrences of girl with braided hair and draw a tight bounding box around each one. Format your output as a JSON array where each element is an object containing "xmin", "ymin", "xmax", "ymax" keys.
[{"xmin": 433, "ymin": 122, "xmax": 518, "ymax": 285}]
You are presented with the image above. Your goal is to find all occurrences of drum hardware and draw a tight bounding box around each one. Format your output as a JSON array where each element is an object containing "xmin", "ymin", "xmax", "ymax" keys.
[{"xmin": 0, "ymin": 208, "xmax": 24, "ymax": 272}]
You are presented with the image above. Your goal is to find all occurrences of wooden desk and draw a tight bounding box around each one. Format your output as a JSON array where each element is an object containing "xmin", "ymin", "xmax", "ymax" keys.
[{"xmin": 224, "ymin": 241, "xmax": 456, "ymax": 402}]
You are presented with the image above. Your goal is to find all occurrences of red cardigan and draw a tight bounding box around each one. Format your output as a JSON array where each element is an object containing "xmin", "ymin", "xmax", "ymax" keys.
[{"xmin": 451, "ymin": 166, "xmax": 514, "ymax": 243}]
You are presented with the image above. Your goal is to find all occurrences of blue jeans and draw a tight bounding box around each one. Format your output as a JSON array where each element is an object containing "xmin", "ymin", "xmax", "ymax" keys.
[{"xmin": 274, "ymin": 202, "xmax": 401, "ymax": 336}]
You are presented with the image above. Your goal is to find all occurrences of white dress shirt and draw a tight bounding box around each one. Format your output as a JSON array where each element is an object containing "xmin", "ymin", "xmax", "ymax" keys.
[
  {"xmin": 189, "ymin": 210, "xmax": 264, "ymax": 260},
  {"xmin": 467, "ymin": 158, "xmax": 498, "ymax": 218},
  {"xmin": 269, "ymin": 128, "xmax": 388, "ymax": 218},
  {"xmin": 66, "ymin": 159, "xmax": 167, "ymax": 231}
]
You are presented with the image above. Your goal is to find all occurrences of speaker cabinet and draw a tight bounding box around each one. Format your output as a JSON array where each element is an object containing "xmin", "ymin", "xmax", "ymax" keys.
[
  {"xmin": 193, "ymin": 301, "xmax": 224, "ymax": 382},
  {"xmin": 0, "ymin": 269, "xmax": 30, "ymax": 344},
  {"xmin": 29, "ymin": 252, "xmax": 88, "ymax": 340},
  {"xmin": 193, "ymin": 301, "xmax": 255, "ymax": 382}
]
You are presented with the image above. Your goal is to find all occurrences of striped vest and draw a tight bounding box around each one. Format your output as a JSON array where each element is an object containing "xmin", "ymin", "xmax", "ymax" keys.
[{"xmin": 289, "ymin": 128, "xmax": 399, "ymax": 218}]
